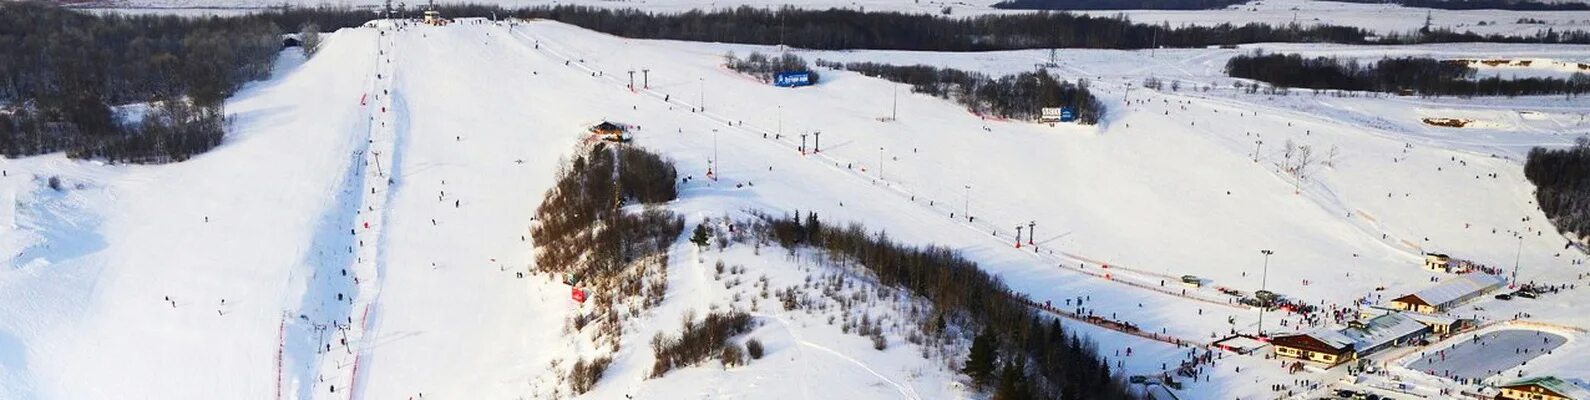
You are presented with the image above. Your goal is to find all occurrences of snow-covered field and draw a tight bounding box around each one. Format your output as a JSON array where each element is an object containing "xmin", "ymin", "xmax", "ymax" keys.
[{"xmin": 4, "ymin": 15, "xmax": 1590, "ymax": 400}]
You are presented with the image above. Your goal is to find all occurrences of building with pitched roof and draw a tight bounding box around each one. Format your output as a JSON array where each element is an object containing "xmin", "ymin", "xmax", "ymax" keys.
[
  {"xmin": 1498, "ymin": 376, "xmax": 1589, "ymax": 400},
  {"xmin": 1390, "ymin": 273, "xmax": 1507, "ymax": 314},
  {"xmin": 1271, "ymin": 313, "xmax": 1431, "ymax": 366}
]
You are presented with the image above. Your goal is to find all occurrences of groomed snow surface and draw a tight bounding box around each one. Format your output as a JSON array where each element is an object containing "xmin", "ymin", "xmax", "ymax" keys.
[{"xmin": 4, "ymin": 17, "xmax": 1590, "ymax": 400}]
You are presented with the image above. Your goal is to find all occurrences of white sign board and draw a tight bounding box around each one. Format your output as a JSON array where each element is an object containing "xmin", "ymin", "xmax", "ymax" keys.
[{"xmin": 1040, "ymin": 107, "xmax": 1063, "ymax": 122}]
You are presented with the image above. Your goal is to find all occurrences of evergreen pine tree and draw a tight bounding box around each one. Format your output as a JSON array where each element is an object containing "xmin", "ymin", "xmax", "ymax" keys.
[
  {"xmin": 690, "ymin": 222, "xmax": 711, "ymax": 249},
  {"xmin": 994, "ymin": 360, "xmax": 1031, "ymax": 400},
  {"xmin": 963, "ymin": 327, "xmax": 997, "ymax": 387}
]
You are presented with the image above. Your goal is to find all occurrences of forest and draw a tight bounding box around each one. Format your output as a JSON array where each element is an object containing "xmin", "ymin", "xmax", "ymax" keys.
[
  {"xmin": 1322, "ymin": 0, "xmax": 1590, "ymax": 11},
  {"xmin": 1525, "ymin": 137, "xmax": 1590, "ymax": 247},
  {"xmin": 751, "ymin": 211, "xmax": 1134, "ymax": 399},
  {"xmin": 510, "ymin": 6, "xmax": 1590, "ymax": 49},
  {"xmin": 1225, "ymin": 52, "xmax": 1590, "ymax": 97},
  {"xmin": 247, "ymin": 4, "xmax": 1590, "ymax": 48},
  {"xmin": 817, "ymin": 60, "xmax": 1105, "ymax": 124},
  {"xmin": 0, "ymin": 2, "xmax": 283, "ymax": 163},
  {"xmin": 994, "ymin": 0, "xmax": 1248, "ymax": 10}
]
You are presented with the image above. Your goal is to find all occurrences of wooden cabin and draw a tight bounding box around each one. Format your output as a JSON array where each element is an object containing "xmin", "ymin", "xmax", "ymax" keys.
[{"xmin": 1498, "ymin": 376, "xmax": 1588, "ymax": 400}]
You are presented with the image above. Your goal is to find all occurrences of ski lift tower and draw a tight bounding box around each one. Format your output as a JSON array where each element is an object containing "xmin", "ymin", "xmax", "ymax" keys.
[{"xmin": 1037, "ymin": 48, "xmax": 1059, "ymax": 69}]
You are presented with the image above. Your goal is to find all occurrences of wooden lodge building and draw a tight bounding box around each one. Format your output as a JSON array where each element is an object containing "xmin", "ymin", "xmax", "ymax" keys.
[{"xmin": 1271, "ymin": 312, "xmax": 1431, "ymax": 366}]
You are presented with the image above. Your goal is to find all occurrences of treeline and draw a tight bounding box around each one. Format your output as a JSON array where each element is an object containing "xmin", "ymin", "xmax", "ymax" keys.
[
  {"xmin": 1226, "ymin": 52, "xmax": 1590, "ymax": 97},
  {"xmin": 752, "ymin": 211, "xmax": 1133, "ymax": 399},
  {"xmin": 0, "ymin": 2, "xmax": 282, "ymax": 162},
  {"xmin": 725, "ymin": 52, "xmax": 821, "ymax": 84},
  {"xmin": 1525, "ymin": 137, "xmax": 1590, "ymax": 245},
  {"xmin": 994, "ymin": 0, "xmax": 1248, "ymax": 10},
  {"xmin": 516, "ymin": 5, "xmax": 1374, "ymax": 50},
  {"xmin": 1322, "ymin": 0, "xmax": 1590, "ymax": 11},
  {"xmin": 817, "ymin": 60, "xmax": 1104, "ymax": 124},
  {"xmin": 515, "ymin": 6, "xmax": 1590, "ymax": 49}
]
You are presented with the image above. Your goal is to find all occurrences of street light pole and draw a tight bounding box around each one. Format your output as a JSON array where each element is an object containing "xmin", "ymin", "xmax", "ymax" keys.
[
  {"xmin": 892, "ymin": 84, "xmax": 899, "ymax": 121},
  {"xmin": 1258, "ymin": 249, "xmax": 1273, "ymax": 337},
  {"xmin": 963, "ymin": 185, "xmax": 971, "ymax": 221},
  {"xmin": 1512, "ymin": 236, "xmax": 1523, "ymax": 284},
  {"xmin": 878, "ymin": 147, "xmax": 884, "ymax": 181},
  {"xmin": 713, "ymin": 130, "xmax": 719, "ymax": 181},
  {"xmin": 699, "ymin": 78, "xmax": 705, "ymax": 112}
]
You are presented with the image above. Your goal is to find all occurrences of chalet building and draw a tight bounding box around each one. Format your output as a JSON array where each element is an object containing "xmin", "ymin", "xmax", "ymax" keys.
[
  {"xmin": 1272, "ymin": 313, "xmax": 1430, "ymax": 366},
  {"xmin": 1390, "ymin": 273, "xmax": 1506, "ymax": 314},
  {"xmin": 1271, "ymin": 331, "xmax": 1352, "ymax": 365},
  {"xmin": 1425, "ymin": 253, "xmax": 1452, "ymax": 272},
  {"xmin": 1497, "ymin": 376, "xmax": 1589, "ymax": 400}
]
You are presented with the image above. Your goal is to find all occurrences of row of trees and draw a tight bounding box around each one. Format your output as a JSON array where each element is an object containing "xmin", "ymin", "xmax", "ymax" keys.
[
  {"xmin": 0, "ymin": 2, "xmax": 288, "ymax": 162},
  {"xmin": 1324, "ymin": 0, "xmax": 1590, "ymax": 11},
  {"xmin": 1226, "ymin": 52, "xmax": 1590, "ymax": 97},
  {"xmin": 515, "ymin": 5, "xmax": 1381, "ymax": 50},
  {"xmin": 515, "ymin": 6, "xmax": 1590, "ymax": 48},
  {"xmin": 817, "ymin": 60, "xmax": 1104, "ymax": 124},
  {"xmin": 1524, "ymin": 137, "xmax": 1590, "ymax": 246},
  {"xmin": 994, "ymin": 0, "xmax": 1248, "ymax": 10},
  {"xmin": 753, "ymin": 211, "xmax": 1133, "ymax": 399}
]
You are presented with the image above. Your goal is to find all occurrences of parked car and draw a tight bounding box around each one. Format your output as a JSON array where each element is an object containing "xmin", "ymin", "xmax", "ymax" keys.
[{"xmin": 1496, "ymin": 293, "xmax": 1514, "ymax": 300}]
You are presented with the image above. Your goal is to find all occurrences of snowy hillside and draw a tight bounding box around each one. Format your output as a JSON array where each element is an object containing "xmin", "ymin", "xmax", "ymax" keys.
[{"xmin": 4, "ymin": 14, "xmax": 1590, "ymax": 400}]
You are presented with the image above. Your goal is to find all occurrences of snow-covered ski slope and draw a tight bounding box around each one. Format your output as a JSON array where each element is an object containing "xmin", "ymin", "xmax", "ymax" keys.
[{"xmin": 3, "ymin": 17, "xmax": 1590, "ymax": 400}]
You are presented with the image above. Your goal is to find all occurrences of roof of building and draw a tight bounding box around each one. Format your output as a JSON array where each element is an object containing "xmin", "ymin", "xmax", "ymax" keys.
[
  {"xmin": 1340, "ymin": 312, "xmax": 1428, "ymax": 351},
  {"xmin": 1402, "ymin": 273, "xmax": 1506, "ymax": 307},
  {"xmin": 1500, "ymin": 376, "xmax": 1590, "ymax": 399},
  {"xmin": 1401, "ymin": 311, "xmax": 1459, "ymax": 327},
  {"xmin": 1272, "ymin": 330, "xmax": 1354, "ymax": 354},
  {"xmin": 1309, "ymin": 329, "xmax": 1357, "ymax": 350}
]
